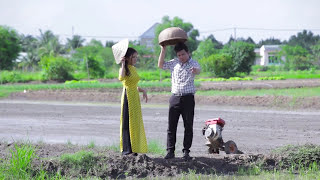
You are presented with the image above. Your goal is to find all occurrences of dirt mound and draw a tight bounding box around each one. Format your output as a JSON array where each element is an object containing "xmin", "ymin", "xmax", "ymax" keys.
[
  {"xmin": 0, "ymin": 142, "xmax": 265, "ymax": 178},
  {"xmin": 1, "ymin": 142, "xmax": 318, "ymax": 179}
]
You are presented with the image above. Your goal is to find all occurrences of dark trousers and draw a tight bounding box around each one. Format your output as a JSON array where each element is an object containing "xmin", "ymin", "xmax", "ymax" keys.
[
  {"xmin": 167, "ymin": 94, "xmax": 195, "ymax": 153},
  {"xmin": 122, "ymin": 89, "xmax": 132, "ymax": 155}
]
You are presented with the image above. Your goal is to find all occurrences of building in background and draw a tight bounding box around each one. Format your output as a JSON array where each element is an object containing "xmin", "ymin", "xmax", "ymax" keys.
[
  {"xmin": 139, "ymin": 23, "xmax": 159, "ymax": 50},
  {"xmin": 254, "ymin": 45, "xmax": 285, "ymax": 66}
]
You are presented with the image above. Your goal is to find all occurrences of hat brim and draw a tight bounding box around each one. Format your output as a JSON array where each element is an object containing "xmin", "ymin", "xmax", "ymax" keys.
[{"xmin": 112, "ymin": 39, "xmax": 129, "ymax": 64}]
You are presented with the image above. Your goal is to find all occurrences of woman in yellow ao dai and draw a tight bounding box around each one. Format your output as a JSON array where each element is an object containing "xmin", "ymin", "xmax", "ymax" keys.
[{"xmin": 118, "ymin": 47, "xmax": 148, "ymax": 155}]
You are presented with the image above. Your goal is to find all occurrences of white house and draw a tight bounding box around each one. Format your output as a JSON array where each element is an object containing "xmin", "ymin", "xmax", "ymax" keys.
[
  {"xmin": 254, "ymin": 45, "xmax": 284, "ymax": 66},
  {"xmin": 139, "ymin": 23, "xmax": 159, "ymax": 49}
]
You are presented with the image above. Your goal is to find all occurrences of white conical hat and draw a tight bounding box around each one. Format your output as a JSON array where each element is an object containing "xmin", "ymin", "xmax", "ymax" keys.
[{"xmin": 112, "ymin": 39, "xmax": 129, "ymax": 64}]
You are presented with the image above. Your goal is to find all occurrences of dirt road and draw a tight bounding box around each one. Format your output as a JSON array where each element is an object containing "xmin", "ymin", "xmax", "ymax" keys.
[{"xmin": 1, "ymin": 100, "xmax": 319, "ymax": 156}]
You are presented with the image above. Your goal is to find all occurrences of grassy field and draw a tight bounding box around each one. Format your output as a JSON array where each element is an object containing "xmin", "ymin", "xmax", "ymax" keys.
[
  {"xmin": 197, "ymin": 87, "xmax": 320, "ymax": 97},
  {"xmin": 1, "ymin": 69, "xmax": 320, "ymax": 84}
]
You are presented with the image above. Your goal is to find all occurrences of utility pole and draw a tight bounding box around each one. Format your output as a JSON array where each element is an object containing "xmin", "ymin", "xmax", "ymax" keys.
[
  {"xmin": 71, "ymin": 26, "xmax": 75, "ymax": 51},
  {"xmin": 86, "ymin": 56, "xmax": 90, "ymax": 79}
]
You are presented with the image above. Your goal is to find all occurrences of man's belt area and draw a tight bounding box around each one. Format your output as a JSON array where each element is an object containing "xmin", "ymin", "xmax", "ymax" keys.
[{"xmin": 172, "ymin": 93, "xmax": 194, "ymax": 96}]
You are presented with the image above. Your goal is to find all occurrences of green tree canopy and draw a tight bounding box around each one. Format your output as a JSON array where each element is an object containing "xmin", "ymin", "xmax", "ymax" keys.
[
  {"xmin": 223, "ymin": 41, "xmax": 256, "ymax": 74},
  {"xmin": 105, "ymin": 41, "xmax": 115, "ymax": 47},
  {"xmin": 88, "ymin": 39, "xmax": 103, "ymax": 47},
  {"xmin": 286, "ymin": 30, "xmax": 320, "ymax": 52},
  {"xmin": 206, "ymin": 34, "xmax": 224, "ymax": 49},
  {"xmin": 0, "ymin": 26, "xmax": 21, "ymax": 70},
  {"xmin": 66, "ymin": 35, "xmax": 86, "ymax": 50},
  {"xmin": 192, "ymin": 39, "xmax": 218, "ymax": 61},
  {"xmin": 258, "ymin": 37, "xmax": 282, "ymax": 47},
  {"xmin": 37, "ymin": 30, "xmax": 65, "ymax": 58},
  {"xmin": 18, "ymin": 35, "xmax": 40, "ymax": 71},
  {"xmin": 279, "ymin": 45, "xmax": 312, "ymax": 70},
  {"xmin": 71, "ymin": 45, "xmax": 114, "ymax": 75},
  {"xmin": 130, "ymin": 44, "xmax": 155, "ymax": 70},
  {"xmin": 310, "ymin": 41, "xmax": 320, "ymax": 68}
]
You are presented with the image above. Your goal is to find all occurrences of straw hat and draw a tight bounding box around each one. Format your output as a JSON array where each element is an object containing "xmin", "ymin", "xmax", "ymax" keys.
[
  {"xmin": 112, "ymin": 39, "xmax": 129, "ymax": 64},
  {"xmin": 158, "ymin": 27, "xmax": 188, "ymax": 46}
]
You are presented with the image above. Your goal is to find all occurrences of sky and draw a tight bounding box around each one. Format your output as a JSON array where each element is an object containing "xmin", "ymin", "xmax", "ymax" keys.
[{"xmin": 1, "ymin": 0, "xmax": 320, "ymax": 45}]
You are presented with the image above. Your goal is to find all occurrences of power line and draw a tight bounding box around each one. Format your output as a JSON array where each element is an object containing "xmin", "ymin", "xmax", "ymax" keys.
[
  {"xmin": 200, "ymin": 28, "xmax": 234, "ymax": 33},
  {"xmin": 237, "ymin": 27, "xmax": 320, "ymax": 31},
  {"xmin": 199, "ymin": 27, "xmax": 320, "ymax": 34},
  {"xmin": 27, "ymin": 27, "xmax": 320, "ymax": 38},
  {"xmin": 59, "ymin": 34, "xmax": 139, "ymax": 39}
]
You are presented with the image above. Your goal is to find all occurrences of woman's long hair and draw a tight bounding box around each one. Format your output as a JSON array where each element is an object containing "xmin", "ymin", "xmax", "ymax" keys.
[{"xmin": 124, "ymin": 47, "xmax": 137, "ymax": 76}]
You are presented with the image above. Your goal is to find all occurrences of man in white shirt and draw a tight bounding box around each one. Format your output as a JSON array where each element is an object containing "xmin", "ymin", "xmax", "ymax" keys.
[{"xmin": 158, "ymin": 42, "xmax": 201, "ymax": 160}]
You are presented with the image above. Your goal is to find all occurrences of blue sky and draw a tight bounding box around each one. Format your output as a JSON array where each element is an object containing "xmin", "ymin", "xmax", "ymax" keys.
[{"xmin": 1, "ymin": 0, "xmax": 320, "ymax": 44}]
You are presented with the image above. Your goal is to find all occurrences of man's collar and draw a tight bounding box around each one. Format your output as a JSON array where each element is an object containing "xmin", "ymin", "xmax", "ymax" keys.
[{"xmin": 178, "ymin": 57, "xmax": 191, "ymax": 65}]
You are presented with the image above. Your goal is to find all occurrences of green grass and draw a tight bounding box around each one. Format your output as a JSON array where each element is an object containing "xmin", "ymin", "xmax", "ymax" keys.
[
  {"xmin": 197, "ymin": 87, "xmax": 320, "ymax": 97},
  {"xmin": 272, "ymin": 144, "xmax": 320, "ymax": 169},
  {"xmin": 0, "ymin": 143, "xmax": 62, "ymax": 179},
  {"xmin": 2, "ymin": 81, "xmax": 318, "ymax": 99},
  {"xmin": 105, "ymin": 139, "xmax": 166, "ymax": 155},
  {"xmin": 250, "ymin": 69, "xmax": 320, "ymax": 79},
  {"xmin": 106, "ymin": 143, "xmax": 120, "ymax": 152},
  {"xmin": 60, "ymin": 150, "xmax": 97, "ymax": 172},
  {"xmin": 1, "ymin": 68, "xmax": 319, "ymax": 86},
  {"xmin": 147, "ymin": 139, "xmax": 166, "ymax": 155},
  {"xmin": 6, "ymin": 144, "xmax": 35, "ymax": 179},
  {"xmin": 138, "ymin": 70, "xmax": 171, "ymax": 81},
  {"xmin": 0, "ymin": 81, "xmax": 174, "ymax": 98},
  {"xmin": 87, "ymin": 140, "xmax": 96, "ymax": 149},
  {"xmin": 0, "ymin": 70, "xmax": 43, "ymax": 84}
]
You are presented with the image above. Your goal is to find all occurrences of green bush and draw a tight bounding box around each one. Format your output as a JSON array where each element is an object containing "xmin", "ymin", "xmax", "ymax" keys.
[
  {"xmin": 210, "ymin": 53, "xmax": 235, "ymax": 78},
  {"xmin": 0, "ymin": 71, "xmax": 22, "ymax": 83},
  {"xmin": 40, "ymin": 56, "xmax": 74, "ymax": 82},
  {"xmin": 72, "ymin": 71, "xmax": 88, "ymax": 80},
  {"xmin": 83, "ymin": 56, "xmax": 105, "ymax": 78},
  {"xmin": 104, "ymin": 71, "xmax": 118, "ymax": 79},
  {"xmin": 0, "ymin": 71, "xmax": 41, "ymax": 84},
  {"xmin": 223, "ymin": 41, "xmax": 256, "ymax": 74}
]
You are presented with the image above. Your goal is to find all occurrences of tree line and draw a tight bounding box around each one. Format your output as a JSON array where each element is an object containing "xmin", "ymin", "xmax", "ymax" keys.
[{"xmin": 1, "ymin": 16, "xmax": 320, "ymax": 81}]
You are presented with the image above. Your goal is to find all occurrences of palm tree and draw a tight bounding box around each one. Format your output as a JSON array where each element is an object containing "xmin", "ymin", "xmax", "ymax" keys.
[
  {"xmin": 37, "ymin": 30, "xmax": 65, "ymax": 58},
  {"xmin": 66, "ymin": 35, "xmax": 85, "ymax": 50},
  {"xmin": 38, "ymin": 38, "xmax": 63, "ymax": 58}
]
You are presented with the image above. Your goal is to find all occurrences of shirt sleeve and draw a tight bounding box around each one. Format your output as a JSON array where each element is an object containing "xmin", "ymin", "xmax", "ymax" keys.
[
  {"xmin": 162, "ymin": 59, "xmax": 176, "ymax": 71},
  {"xmin": 191, "ymin": 59, "xmax": 201, "ymax": 69}
]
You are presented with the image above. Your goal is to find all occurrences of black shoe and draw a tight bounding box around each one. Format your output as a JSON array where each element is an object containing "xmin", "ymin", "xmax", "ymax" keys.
[
  {"xmin": 164, "ymin": 152, "xmax": 175, "ymax": 159},
  {"xmin": 183, "ymin": 152, "xmax": 192, "ymax": 161}
]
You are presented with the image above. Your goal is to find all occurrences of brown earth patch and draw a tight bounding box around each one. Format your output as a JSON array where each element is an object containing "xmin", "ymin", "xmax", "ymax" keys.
[
  {"xmin": 0, "ymin": 142, "xmax": 303, "ymax": 179},
  {"xmin": 1, "ymin": 79, "xmax": 320, "ymax": 179},
  {"xmin": 5, "ymin": 79, "xmax": 320, "ymax": 110}
]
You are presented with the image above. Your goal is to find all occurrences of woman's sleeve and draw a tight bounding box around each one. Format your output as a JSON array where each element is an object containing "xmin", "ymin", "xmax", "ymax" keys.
[
  {"xmin": 119, "ymin": 74, "xmax": 124, "ymax": 81},
  {"xmin": 118, "ymin": 68, "xmax": 125, "ymax": 81}
]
